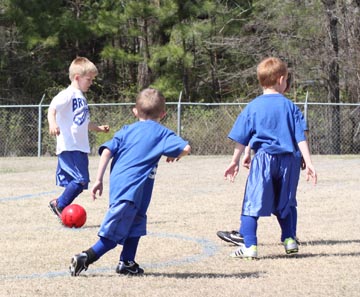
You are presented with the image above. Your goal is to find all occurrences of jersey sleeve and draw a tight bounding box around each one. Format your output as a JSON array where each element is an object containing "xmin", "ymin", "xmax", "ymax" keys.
[
  {"xmin": 163, "ymin": 132, "xmax": 189, "ymax": 158},
  {"xmin": 293, "ymin": 106, "xmax": 307, "ymax": 143},
  {"xmin": 49, "ymin": 89, "xmax": 71, "ymax": 112},
  {"xmin": 227, "ymin": 108, "xmax": 252, "ymax": 146},
  {"xmin": 98, "ymin": 128, "xmax": 124, "ymax": 156}
]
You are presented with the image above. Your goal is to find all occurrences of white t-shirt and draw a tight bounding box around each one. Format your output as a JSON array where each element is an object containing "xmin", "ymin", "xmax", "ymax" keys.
[{"xmin": 49, "ymin": 85, "xmax": 90, "ymax": 155}]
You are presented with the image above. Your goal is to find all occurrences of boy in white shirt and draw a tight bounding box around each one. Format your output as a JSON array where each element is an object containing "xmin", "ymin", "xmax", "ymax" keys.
[{"xmin": 47, "ymin": 57, "xmax": 109, "ymax": 221}]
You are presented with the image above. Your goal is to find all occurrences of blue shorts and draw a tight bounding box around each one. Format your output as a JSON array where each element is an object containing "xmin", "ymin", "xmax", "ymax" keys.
[
  {"xmin": 98, "ymin": 200, "xmax": 147, "ymax": 244},
  {"xmin": 56, "ymin": 151, "xmax": 89, "ymax": 189},
  {"xmin": 242, "ymin": 149, "xmax": 301, "ymax": 218}
]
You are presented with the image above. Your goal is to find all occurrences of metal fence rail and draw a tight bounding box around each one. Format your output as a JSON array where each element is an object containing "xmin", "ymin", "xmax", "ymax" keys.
[{"xmin": 0, "ymin": 101, "xmax": 359, "ymax": 156}]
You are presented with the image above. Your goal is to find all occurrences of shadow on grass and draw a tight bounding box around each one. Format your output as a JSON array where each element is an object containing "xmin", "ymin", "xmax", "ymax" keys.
[
  {"xmin": 85, "ymin": 271, "xmax": 264, "ymax": 279},
  {"xmin": 142, "ymin": 271, "xmax": 263, "ymax": 279},
  {"xmin": 221, "ymin": 239, "xmax": 360, "ymax": 247},
  {"xmin": 300, "ymin": 239, "xmax": 360, "ymax": 245},
  {"xmin": 262, "ymin": 251, "xmax": 360, "ymax": 260},
  {"xmin": 81, "ymin": 224, "xmax": 101, "ymax": 229}
]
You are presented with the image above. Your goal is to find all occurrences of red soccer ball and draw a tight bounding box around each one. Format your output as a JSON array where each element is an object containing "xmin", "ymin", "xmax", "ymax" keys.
[{"xmin": 61, "ymin": 204, "xmax": 87, "ymax": 228}]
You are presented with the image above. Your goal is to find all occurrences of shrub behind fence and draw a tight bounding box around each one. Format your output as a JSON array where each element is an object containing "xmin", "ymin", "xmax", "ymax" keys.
[{"xmin": 0, "ymin": 102, "xmax": 359, "ymax": 157}]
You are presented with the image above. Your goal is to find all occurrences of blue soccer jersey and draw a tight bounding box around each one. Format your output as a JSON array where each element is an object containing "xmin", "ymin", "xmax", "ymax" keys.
[
  {"xmin": 228, "ymin": 94, "xmax": 306, "ymax": 154},
  {"xmin": 99, "ymin": 120, "xmax": 188, "ymax": 209},
  {"xmin": 97, "ymin": 120, "xmax": 188, "ymax": 243},
  {"xmin": 229, "ymin": 94, "xmax": 307, "ymax": 218}
]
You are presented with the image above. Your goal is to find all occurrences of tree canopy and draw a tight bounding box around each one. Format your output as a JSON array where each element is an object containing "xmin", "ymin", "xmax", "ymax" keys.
[{"xmin": 0, "ymin": 0, "xmax": 359, "ymax": 104}]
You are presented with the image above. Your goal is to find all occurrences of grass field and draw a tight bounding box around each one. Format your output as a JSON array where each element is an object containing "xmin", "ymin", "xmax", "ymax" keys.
[{"xmin": 0, "ymin": 155, "xmax": 359, "ymax": 297}]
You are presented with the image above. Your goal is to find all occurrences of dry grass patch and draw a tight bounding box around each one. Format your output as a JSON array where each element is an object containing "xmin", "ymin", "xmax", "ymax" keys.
[{"xmin": 0, "ymin": 155, "xmax": 359, "ymax": 297}]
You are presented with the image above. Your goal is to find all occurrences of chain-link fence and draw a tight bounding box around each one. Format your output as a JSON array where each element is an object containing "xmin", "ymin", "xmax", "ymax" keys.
[{"xmin": 0, "ymin": 102, "xmax": 359, "ymax": 157}]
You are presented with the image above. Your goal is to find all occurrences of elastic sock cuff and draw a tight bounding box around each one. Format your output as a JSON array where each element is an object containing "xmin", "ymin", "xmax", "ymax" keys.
[{"xmin": 84, "ymin": 248, "xmax": 98, "ymax": 265}]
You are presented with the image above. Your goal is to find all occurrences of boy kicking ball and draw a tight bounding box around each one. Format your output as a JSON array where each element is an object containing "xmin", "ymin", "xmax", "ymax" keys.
[{"xmin": 69, "ymin": 88, "xmax": 191, "ymax": 276}]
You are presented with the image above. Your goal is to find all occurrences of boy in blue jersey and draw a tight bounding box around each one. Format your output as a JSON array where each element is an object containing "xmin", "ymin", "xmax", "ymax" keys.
[
  {"xmin": 217, "ymin": 72, "xmax": 306, "ymax": 246},
  {"xmin": 48, "ymin": 57, "xmax": 109, "ymax": 221},
  {"xmin": 69, "ymin": 88, "xmax": 191, "ymax": 276},
  {"xmin": 224, "ymin": 57, "xmax": 317, "ymax": 259}
]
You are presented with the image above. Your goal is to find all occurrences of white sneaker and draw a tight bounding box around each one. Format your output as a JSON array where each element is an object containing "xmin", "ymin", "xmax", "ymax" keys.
[{"xmin": 230, "ymin": 244, "xmax": 258, "ymax": 259}]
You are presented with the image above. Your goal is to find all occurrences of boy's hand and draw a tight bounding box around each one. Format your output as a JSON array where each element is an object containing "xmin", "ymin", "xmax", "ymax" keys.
[
  {"xmin": 49, "ymin": 124, "xmax": 60, "ymax": 136},
  {"xmin": 304, "ymin": 164, "xmax": 317, "ymax": 185},
  {"xmin": 224, "ymin": 161, "xmax": 239, "ymax": 182},
  {"xmin": 91, "ymin": 180, "xmax": 103, "ymax": 200},
  {"xmin": 166, "ymin": 157, "xmax": 176, "ymax": 163},
  {"xmin": 166, "ymin": 145, "xmax": 191, "ymax": 163},
  {"xmin": 100, "ymin": 125, "xmax": 110, "ymax": 133},
  {"xmin": 89, "ymin": 122, "xmax": 110, "ymax": 133}
]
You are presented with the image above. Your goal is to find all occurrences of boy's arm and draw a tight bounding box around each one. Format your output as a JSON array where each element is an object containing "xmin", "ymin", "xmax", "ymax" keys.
[
  {"xmin": 298, "ymin": 140, "xmax": 317, "ymax": 185},
  {"xmin": 91, "ymin": 148, "xmax": 112, "ymax": 200},
  {"xmin": 47, "ymin": 107, "xmax": 60, "ymax": 136},
  {"xmin": 166, "ymin": 144, "xmax": 191, "ymax": 162},
  {"xmin": 300, "ymin": 130, "xmax": 310, "ymax": 170},
  {"xmin": 88, "ymin": 122, "xmax": 110, "ymax": 133},
  {"xmin": 224, "ymin": 142, "xmax": 246, "ymax": 182},
  {"xmin": 241, "ymin": 145, "xmax": 251, "ymax": 169}
]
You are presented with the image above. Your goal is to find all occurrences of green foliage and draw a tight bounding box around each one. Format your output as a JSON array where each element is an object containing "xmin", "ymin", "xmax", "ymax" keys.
[
  {"xmin": 1, "ymin": 0, "xmax": 359, "ymax": 105},
  {"xmin": 150, "ymin": 76, "xmax": 183, "ymax": 101}
]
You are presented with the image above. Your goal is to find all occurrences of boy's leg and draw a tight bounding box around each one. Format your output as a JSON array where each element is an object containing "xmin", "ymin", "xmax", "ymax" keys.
[
  {"xmin": 114, "ymin": 175, "xmax": 153, "ymax": 275},
  {"xmin": 70, "ymin": 201, "xmax": 138, "ymax": 277},
  {"xmin": 49, "ymin": 181, "xmax": 84, "ymax": 219},
  {"xmin": 230, "ymin": 215, "xmax": 258, "ymax": 259},
  {"xmin": 70, "ymin": 236, "xmax": 117, "ymax": 277},
  {"xmin": 120, "ymin": 237, "xmax": 140, "ymax": 262},
  {"xmin": 290, "ymin": 206, "xmax": 301, "ymax": 244},
  {"xmin": 291, "ymin": 206, "xmax": 297, "ymax": 238},
  {"xmin": 57, "ymin": 181, "xmax": 84, "ymax": 209},
  {"xmin": 116, "ymin": 237, "xmax": 144, "ymax": 275},
  {"xmin": 240, "ymin": 215, "xmax": 258, "ymax": 247},
  {"xmin": 50, "ymin": 151, "xmax": 89, "ymax": 218},
  {"xmin": 277, "ymin": 212, "xmax": 298, "ymax": 254},
  {"xmin": 277, "ymin": 212, "xmax": 293, "ymax": 242},
  {"xmin": 91, "ymin": 236, "xmax": 118, "ymax": 259}
]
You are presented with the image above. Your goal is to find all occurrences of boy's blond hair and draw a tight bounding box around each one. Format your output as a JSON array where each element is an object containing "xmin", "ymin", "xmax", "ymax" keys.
[
  {"xmin": 135, "ymin": 88, "xmax": 166, "ymax": 120},
  {"xmin": 69, "ymin": 57, "xmax": 98, "ymax": 81},
  {"xmin": 257, "ymin": 57, "xmax": 288, "ymax": 88}
]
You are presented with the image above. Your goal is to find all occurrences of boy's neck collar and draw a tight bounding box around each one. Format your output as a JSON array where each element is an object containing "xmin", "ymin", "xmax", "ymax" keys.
[
  {"xmin": 138, "ymin": 118, "xmax": 160, "ymax": 123},
  {"xmin": 263, "ymin": 88, "xmax": 281, "ymax": 95}
]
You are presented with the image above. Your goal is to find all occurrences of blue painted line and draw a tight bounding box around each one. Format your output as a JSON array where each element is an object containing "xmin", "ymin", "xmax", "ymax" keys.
[
  {"xmin": 0, "ymin": 191, "xmax": 58, "ymax": 202},
  {"xmin": 0, "ymin": 232, "xmax": 220, "ymax": 280},
  {"xmin": 146, "ymin": 232, "xmax": 218, "ymax": 269}
]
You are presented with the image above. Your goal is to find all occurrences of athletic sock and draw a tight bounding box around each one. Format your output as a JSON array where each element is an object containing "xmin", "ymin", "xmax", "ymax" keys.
[
  {"xmin": 90, "ymin": 236, "xmax": 117, "ymax": 260},
  {"xmin": 290, "ymin": 206, "xmax": 297, "ymax": 238},
  {"xmin": 120, "ymin": 237, "xmax": 140, "ymax": 262},
  {"xmin": 83, "ymin": 248, "xmax": 98, "ymax": 265},
  {"xmin": 277, "ymin": 212, "xmax": 294, "ymax": 242},
  {"xmin": 240, "ymin": 215, "xmax": 258, "ymax": 248},
  {"xmin": 57, "ymin": 181, "xmax": 84, "ymax": 209}
]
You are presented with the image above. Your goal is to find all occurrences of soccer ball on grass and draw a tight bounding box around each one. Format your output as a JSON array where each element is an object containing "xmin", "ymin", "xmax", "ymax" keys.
[{"xmin": 61, "ymin": 204, "xmax": 87, "ymax": 228}]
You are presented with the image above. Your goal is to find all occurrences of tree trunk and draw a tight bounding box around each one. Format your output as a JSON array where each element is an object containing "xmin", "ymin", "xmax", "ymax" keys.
[
  {"xmin": 322, "ymin": 0, "xmax": 341, "ymax": 154},
  {"xmin": 137, "ymin": 18, "xmax": 152, "ymax": 90}
]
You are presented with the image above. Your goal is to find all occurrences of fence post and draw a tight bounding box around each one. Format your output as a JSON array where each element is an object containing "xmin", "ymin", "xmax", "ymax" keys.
[
  {"xmin": 38, "ymin": 94, "xmax": 46, "ymax": 157},
  {"xmin": 177, "ymin": 91, "xmax": 183, "ymax": 136},
  {"xmin": 304, "ymin": 90, "xmax": 309, "ymax": 125}
]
